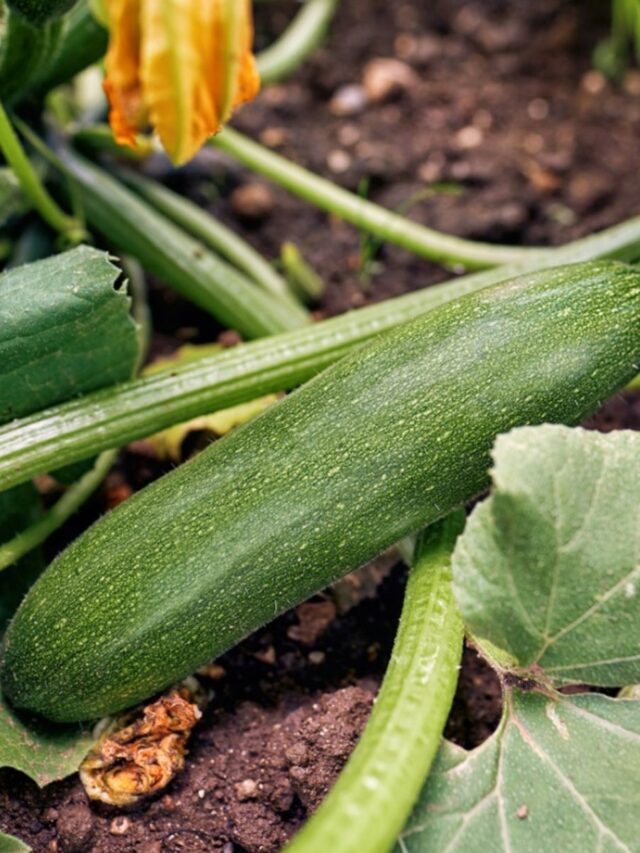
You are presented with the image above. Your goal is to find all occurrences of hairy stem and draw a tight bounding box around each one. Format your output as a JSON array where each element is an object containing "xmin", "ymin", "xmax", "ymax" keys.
[
  {"xmin": 286, "ymin": 513, "xmax": 465, "ymax": 853},
  {"xmin": 257, "ymin": 0, "xmax": 340, "ymax": 84},
  {"xmin": 121, "ymin": 168, "xmax": 306, "ymax": 315},
  {"xmin": 0, "ymin": 102, "xmax": 85, "ymax": 242},
  {"xmin": 212, "ymin": 127, "xmax": 546, "ymax": 270}
]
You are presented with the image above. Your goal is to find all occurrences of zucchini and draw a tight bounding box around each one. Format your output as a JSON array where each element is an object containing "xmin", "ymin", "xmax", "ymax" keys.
[{"xmin": 2, "ymin": 261, "xmax": 640, "ymax": 722}]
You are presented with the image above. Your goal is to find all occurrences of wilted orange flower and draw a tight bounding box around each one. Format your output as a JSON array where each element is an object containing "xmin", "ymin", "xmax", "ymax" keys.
[{"xmin": 103, "ymin": 0, "xmax": 260, "ymax": 165}]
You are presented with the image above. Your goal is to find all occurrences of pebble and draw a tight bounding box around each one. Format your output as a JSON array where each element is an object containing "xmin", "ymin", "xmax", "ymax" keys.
[
  {"xmin": 362, "ymin": 57, "xmax": 417, "ymax": 103},
  {"xmin": 455, "ymin": 125, "xmax": 483, "ymax": 149},
  {"xmin": 308, "ymin": 650, "xmax": 326, "ymax": 665},
  {"xmin": 56, "ymin": 802, "xmax": 95, "ymax": 853},
  {"xmin": 259, "ymin": 126, "xmax": 288, "ymax": 148},
  {"xmin": 138, "ymin": 843, "xmax": 163, "ymax": 853},
  {"xmin": 329, "ymin": 84, "xmax": 368, "ymax": 117},
  {"xmin": 527, "ymin": 97, "xmax": 549, "ymax": 120},
  {"xmin": 235, "ymin": 778, "xmax": 259, "ymax": 801},
  {"xmin": 109, "ymin": 816, "xmax": 130, "ymax": 836},
  {"xmin": 230, "ymin": 183, "xmax": 275, "ymax": 220},
  {"xmin": 581, "ymin": 70, "xmax": 606, "ymax": 95},
  {"xmin": 624, "ymin": 70, "xmax": 640, "ymax": 97},
  {"xmin": 337, "ymin": 123, "xmax": 361, "ymax": 147},
  {"xmin": 327, "ymin": 149, "xmax": 352, "ymax": 173}
]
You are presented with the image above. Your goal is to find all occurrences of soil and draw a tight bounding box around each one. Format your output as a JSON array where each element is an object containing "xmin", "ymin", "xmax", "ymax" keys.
[{"xmin": 2, "ymin": 0, "xmax": 640, "ymax": 850}]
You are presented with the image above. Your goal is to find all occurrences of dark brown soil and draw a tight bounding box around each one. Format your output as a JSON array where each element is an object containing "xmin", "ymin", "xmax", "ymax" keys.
[{"xmin": 2, "ymin": 0, "xmax": 640, "ymax": 850}]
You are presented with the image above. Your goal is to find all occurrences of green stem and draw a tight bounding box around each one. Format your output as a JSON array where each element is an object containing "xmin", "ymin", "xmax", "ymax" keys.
[
  {"xmin": 627, "ymin": 374, "xmax": 640, "ymax": 392},
  {"xmin": 0, "ymin": 449, "xmax": 116, "ymax": 572},
  {"xmin": 256, "ymin": 0, "xmax": 340, "ymax": 84},
  {"xmin": 281, "ymin": 241, "xmax": 325, "ymax": 303},
  {"xmin": 287, "ymin": 513, "xmax": 465, "ymax": 853},
  {"xmin": 0, "ymin": 102, "xmax": 85, "ymax": 242},
  {"xmin": 0, "ymin": 216, "xmax": 638, "ymax": 492},
  {"xmin": 121, "ymin": 168, "xmax": 307, "ymax": 316},
  {"xmin": 211, "ymin": 128, "xmax": 546, "ymax": 270},
  {"xmin": 30, "ymin": 0, "xmax": 108, "ymax": 94},
  {"xmin": 56, "ymin": 145, "xmax": 309, "ymax": 336}
]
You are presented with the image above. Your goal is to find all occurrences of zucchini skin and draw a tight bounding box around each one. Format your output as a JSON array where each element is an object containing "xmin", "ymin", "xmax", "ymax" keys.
[{"xmin": 2, "ymin": 261, "xmax": 640, "ymax": 722}]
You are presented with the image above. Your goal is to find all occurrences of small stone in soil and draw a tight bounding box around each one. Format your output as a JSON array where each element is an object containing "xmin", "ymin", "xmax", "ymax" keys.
[
  {"xmin": 230, "ymin": 183, "xmax": 275, "ymax": 220},
  {"xmin": 362, "ymin": 58, "xmax": 418, "ymax": 103}
]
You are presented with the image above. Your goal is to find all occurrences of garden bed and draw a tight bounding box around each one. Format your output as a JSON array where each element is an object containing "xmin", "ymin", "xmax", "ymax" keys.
[{"xmin": 1, "ymin": 0, "xmax": 639, "ymax": 850}]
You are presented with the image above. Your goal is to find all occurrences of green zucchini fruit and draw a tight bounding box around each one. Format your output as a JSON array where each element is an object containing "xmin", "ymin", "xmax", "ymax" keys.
[{"xmin": 2, "ymin": 261, "xmax": 640, "ymax": 722}]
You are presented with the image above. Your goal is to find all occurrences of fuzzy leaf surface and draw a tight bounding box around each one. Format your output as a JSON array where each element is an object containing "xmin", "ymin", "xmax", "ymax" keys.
[
  {"xmin": 453, "ymin": 425, "xmax": 640, "ymax": 686},
  {"xmin": 0, "ymin": 246, "xmax": 138, "ymax": 425},
  {"xmin": 398, "ymin": 691, "xmax": 640, "ymax": 853}
]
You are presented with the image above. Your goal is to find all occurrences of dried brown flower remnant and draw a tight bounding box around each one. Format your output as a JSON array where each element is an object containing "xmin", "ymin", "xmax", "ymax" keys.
[{"xmin": 80, "ymin": 688, "xmax": 203, "ymax": 806}]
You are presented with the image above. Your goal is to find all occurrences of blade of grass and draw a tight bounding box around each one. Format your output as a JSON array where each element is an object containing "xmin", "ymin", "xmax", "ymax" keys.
[{"xmin": 0, "ymin": 215, "xmax": 638, "ymax": 492}]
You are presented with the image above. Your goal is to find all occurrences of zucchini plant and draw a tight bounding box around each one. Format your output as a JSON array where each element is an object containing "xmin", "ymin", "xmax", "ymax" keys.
[
  {"xmin": 3, "ymin": 260, "xmax": 639, "ymax": 721},
  {"xmin": 0, "ymin": 2, "xmax": 639, "ymax": 851},
  {"xmin": 287, "ymin": 425, "xmax": 640, "ymax": 853}
]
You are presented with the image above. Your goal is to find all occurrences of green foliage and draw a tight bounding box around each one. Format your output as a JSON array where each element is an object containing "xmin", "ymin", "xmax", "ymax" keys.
[
  {"xmin": 398, "ymin": 425, "xmax": 640, "ymax": 852},
  {"xmin": 399, "ymin": 692, "xmax": 640, "ymax": 852},
  {"xmin": 0, "ymin": 832, "xmax": 30, "ymax": 852},
  {"xmin": 5, "ymin": 0, "xmax": 78, "ymax": 27},
  {"xmin": 3, "ymin": 262, "xmax": 640, "ymax": 722},
  {"xmin": 454, "ymin": 425, "xmax": 640, "ymax": 687},
  {"xmin": 0, "ymin": 247, "xmax": 139, "ymax": 424},
  {"xmin": 0, "ymin": 247, "xmax": 141, "ymax": 788},
  {"xmin": 0, "ymin": 691, "xmax": 93, "ymax": 787}
]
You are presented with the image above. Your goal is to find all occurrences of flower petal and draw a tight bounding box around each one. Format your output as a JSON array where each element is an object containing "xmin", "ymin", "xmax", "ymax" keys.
[
  {"xmin": 103, "ymin": 0, "xmax": 146, "ymax": 148},
  {"xmin": 140, "ymin": 0, "xmax": 260, "ymax": 165}
]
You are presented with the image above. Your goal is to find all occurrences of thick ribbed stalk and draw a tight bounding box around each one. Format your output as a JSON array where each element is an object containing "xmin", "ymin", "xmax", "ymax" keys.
[
  {"xmin": 60, "ymin": 148, "xmax": 308, "ymax": 336},
  {"xmin": 286, "ymin": 514, "xmax": 465, "ymax": 853},
  {"xmin": 257, "ymin": 0, "xmax": 340, "ymax": 84},
  {"xmin": 121, "ymin": 169, "xmax": 307, "ymax": 316},
  {"xmin": 0, "ymin": 216, "xmax": 639, "ymax": 492},
  {"xmin": 212, "ymin": 128, "xmax": 546, "ymax": 270}
]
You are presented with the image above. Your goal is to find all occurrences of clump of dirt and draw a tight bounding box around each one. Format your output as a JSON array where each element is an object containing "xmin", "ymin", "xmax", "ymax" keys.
[{"xmin": 2, "ymin": 0, "xmax": 640, "ymax": 849}]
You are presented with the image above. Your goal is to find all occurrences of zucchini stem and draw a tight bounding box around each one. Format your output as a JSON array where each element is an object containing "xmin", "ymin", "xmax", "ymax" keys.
[
  {"xmin": 0, "ymin": 215, "xmax": 639, "ymax": 491},
  {"xmin": 286, "ymin": 513, "xmax": 466, "ymax": 853},
  {"xmin": 57, "ymin": 146, "xmax": 310, "ymax": 336},
  {"xmin": 120, "ymin": 169, "xmax": 307, "ymax": 317},
  {"xmin": 256, "ymin": 0, "xmax": 340, "ymax": 85},
  {"xmin": 211, "ymin": 127, "xmax": 546, "ymax": 271},
  {"xmin": 0, "ymin": 449, "xmax": 117, "ymax": 572},
  {"xmin": 0, "ymin": 102, "xmax": 86, "ymax": 244}
]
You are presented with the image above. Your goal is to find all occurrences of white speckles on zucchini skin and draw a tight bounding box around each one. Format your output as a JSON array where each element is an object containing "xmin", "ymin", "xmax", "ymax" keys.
[{"xmin": 2, "ymin": 261, "xmax": 640, "ymax": 722}]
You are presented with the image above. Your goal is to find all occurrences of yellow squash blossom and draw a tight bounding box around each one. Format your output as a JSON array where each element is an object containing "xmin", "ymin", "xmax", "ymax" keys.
[{"xmin": 103, "ymin": 0, "xmax": 260, "ymax": 165}]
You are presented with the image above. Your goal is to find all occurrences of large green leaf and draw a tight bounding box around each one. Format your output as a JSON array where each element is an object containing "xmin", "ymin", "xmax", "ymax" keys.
[
  {"xmin": 0, "ymin": 247, "xmax": 138, "ymax": 784},
  {"xmin": 0, "ymin": 832, "xmax": 30, "ymax": 852},
  {"xmin": 0, "ymin": 690, "xmax": 92, "ymax": 787},
  {"xmin": 0, "ymin": 246, "xmax": 139, "ymax": 424},
  {"xmin": 398, "ymin": 426, "xmax": 640, "ymax": 852},
  {"xmin": 398, "ymin": 690, "xmax": 640, "ymax": 852},
  {"xmin": 453, "ymin": 425, "xmax": 640, "ymax": 687}
]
